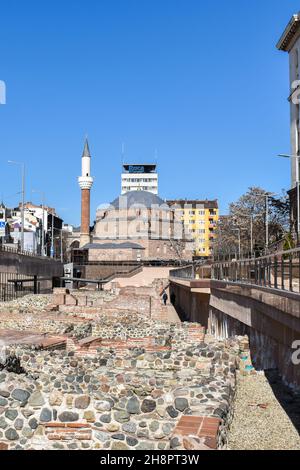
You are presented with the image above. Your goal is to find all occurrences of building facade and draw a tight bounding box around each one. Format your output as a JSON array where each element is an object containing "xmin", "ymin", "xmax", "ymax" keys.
[
  {"xmin": 121, "ymin": 164, "xmax": 158, "ymax": 195},
  {"xmin": 277, "ymin": 13, "xmax": 300, "ymax": 234},
  {"xmin": 167, "ymin": 199, "xmax": 219, "ymax": 258},
  {"xmin": 86, "ymin": 191, "xmax": 194, "ymax": 262},
  {"xmin": 277, "ymin": 13, "xmax": 300, "ymax": 190}
]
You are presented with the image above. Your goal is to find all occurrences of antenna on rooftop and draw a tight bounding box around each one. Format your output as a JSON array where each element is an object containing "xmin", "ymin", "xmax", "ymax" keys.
[
  {"xmin": 121, "ymin": 142, "xmax": 125, "ymax": 166},
  {"xmin": 154, "ymin": 148, "xmax": 158, "ymax": 168}
]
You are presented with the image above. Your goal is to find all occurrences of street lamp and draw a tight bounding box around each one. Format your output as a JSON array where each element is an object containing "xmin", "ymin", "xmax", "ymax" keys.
[
  {"xmin": 55, "ymin": 228, "xmax": 64, "ymax": 263},
  {"xmin": 32, "ymin": 189, "xmax": 45, "ymax": 256},
  {"xmin": 8, "ymin": 160, "xmax": 25, "ymax": 251},
  {"xmin": 277, "ymin": 154, "xmax": 300, "ymax": 237},
  {"xmin": 251, "ymin": 191, "xmax": 279, "ymax": 252},
  {"xmin": 233, "ymin": 211, "xmax": 264, "ymax": 258}
]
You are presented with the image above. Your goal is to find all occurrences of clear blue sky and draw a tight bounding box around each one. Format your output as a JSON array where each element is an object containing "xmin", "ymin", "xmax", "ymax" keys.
[{"xmin": 0, "ymin": 0, "xmax": 298, "ymax": 225}]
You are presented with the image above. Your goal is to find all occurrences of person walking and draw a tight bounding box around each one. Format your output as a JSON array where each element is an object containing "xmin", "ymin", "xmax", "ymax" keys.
[{"xmin": 162, "ymin": 290, "xmax": 168, "ymax": 306}]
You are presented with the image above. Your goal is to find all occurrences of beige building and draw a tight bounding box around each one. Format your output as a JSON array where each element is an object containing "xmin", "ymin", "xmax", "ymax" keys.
[
  {"xmin": 277, "ymin": 13, "xmax": 300, "ymax": 188},
  {"xmin": 84, "ymin": 191, "xmax": 194, "ymax": 262},
  {"xmin": 277, "ymin": 13, "xmax": 300, "ymax": 232}
]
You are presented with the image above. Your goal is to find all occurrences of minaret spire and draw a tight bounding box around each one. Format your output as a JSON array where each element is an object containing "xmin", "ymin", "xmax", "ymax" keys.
[{"xmin": 78, "ymin": 138, "xmax": 94, "ymax": 247}]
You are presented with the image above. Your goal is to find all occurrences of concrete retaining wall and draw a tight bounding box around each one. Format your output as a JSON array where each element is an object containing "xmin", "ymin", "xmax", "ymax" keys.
[
  {"xmin": 209, "ymin": 282, "xmax": 300, "ymax": 391},
  {"xmin": 0, "ymin": 251, "xmax": 63, "ymax": 277}
]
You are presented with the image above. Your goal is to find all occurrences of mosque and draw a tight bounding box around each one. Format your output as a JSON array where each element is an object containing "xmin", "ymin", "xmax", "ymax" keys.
[{"xmin": 75, "ymin": 139, "xmax": 194, "ymax": 263}]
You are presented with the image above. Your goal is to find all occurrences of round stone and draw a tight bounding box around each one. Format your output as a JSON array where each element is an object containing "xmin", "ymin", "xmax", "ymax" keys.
[
  {"xmin": 100, "ymin": 414, "xmax": 111, "ymax": 424},
  {"xmin": 5, "ymin": 409, "xmax": 18, "ymax": 421},
  {"xmin": 49, "ymin": 391, "xmax": 63, "ymax": 406},
  {"xmin": 112, "ymin": 433, "xmax": 125, "ymax": 441},
  {"xmin": 122, "ymin": 422, "xmax": 137, "ymax": 434},
  {"xmin": 11, "ymin": 389, "xmax": 30, "ymax": 403},
  {"xmin": 149, "ymin": 421, "xmax": 160, "ymax": 432},
  {"xmin": 0, "ymin": 397, "xmax": 8, "ymax": 406},
  {"xmin": 74, "ymin": 395, "xmax": 90, "ymax": 409},
  {"xmin": 40, "ymin": 408, "xmax": 52, "ymax": 422},
  {"xmin": 126, "ymin": 396, "xmax": 140, "ymax": 414},
  {"xmin": 175, "ymin": 398, "xmax": 189, "ymax": 412},
  {"xmin": 14, "ymin": 418, "xmax": 24, "ymax": 430},
  {"xmin": 126, "ymin": 436, "xmax": 138, "ymax": 447},
  {"xmin": 166, "ymin": 406, "xmax": 179, "ymax": 418},
  {"xmin": 0, "ymin": 417, "xmax": 8, "ymax": 429},
  {"xmin": 141, "ymin": 399, "xmax": 156, "ymax": 413},
  {"xmin": 95, "ymin": 400, "xmax": 111, "ymax": 412},
  {"xmin": 58, "ymin": 411, "xmax": 79, "ymax": 422},
  {"xmin": 111, "ymin": 442, "xmax": 129, "ymax": 450},
  {"xmin": 114, "ymin": 410, "xmax": 130, "ymax": 423},
  {"xmin": 28, "ymin": 391, "xmax": 45, "ymax": 407},
  {"xmin": 5, "ymin": 428, "xmax": 19, "ymax": 441},
  {"xmin": 22, "ymin": 427, "xmax": 34, "ymax": 438},
  {"xmin": 162, "ymin": 423, "xmax": 173, "ymax": 435},
  {"xmin": 29, "ymin": 418, "xmax": 38, "ymax": 430}
]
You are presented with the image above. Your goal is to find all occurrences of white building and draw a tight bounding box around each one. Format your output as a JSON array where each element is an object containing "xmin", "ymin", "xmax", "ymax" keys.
[
  {"xmin": 277, "ymin": 13, "xmax": 300, "ymax": 188},
  {"xmin": 121, "ymin": 164, "xmax": 158, "ymax": 195}
]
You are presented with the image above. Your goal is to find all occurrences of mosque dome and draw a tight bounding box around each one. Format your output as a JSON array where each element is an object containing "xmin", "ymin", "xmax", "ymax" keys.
[{"xmin": 110, "ymin": 191, "xmax": 168, "ymax": 210}]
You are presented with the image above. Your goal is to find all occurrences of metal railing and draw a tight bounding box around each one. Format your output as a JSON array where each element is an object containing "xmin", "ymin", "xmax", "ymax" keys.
[
  {"xmin": 212, "ymin": 247, "xmax": 300, "ymax": 293},
  {"xmin": 0, "ymin": 272, "xmax": 55, "ymax": 302},
  {"xmin": 170, "ymin": 262, "xmax": 211, "ymax": 280},
  {"xmin": 0, "ymin": 244, "xmax": 61, "ymax": 261}
]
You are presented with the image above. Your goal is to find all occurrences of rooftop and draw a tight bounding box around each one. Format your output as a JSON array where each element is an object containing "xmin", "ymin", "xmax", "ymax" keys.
[
  {"xmin": 111, "ymin": 191, "xmax": 168, "ymax": 210},
  {"xmin": 277, "ymin": 13, "xmax": 300, "ymax": 52},
  {"xmin": 167, "ymin": 199, "xmax": 219, "ymax": 210},
  {"xmin": 82, "ymin": 242, "xmax": 145, "ymax": 250}
]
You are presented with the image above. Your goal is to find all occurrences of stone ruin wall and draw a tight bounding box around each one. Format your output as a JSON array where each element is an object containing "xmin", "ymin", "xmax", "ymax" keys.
[{"xmin": 0, "ymin": 285, "xmax": 255, "ymax": 451}]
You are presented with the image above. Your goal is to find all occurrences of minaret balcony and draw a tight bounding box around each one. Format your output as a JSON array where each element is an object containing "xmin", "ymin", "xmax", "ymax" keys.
[{"xmin": 78, "ymin": 176, "xmax": 94, "ymax": 190}]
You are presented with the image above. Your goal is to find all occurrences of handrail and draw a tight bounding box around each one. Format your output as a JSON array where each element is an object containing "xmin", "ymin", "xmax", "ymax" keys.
[
  {"xmin": 212, "ymin": 248, "xmax": 300, "ymax": 294},
  {"xmin": 0, "ymin": 244, "xmax": 62, "ymax": 262}
]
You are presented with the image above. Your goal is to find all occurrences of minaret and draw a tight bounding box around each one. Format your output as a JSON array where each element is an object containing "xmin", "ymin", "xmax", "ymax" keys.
[{"xmin": 78, "ymin": 138, "xmax": 94, "ymax": 247}]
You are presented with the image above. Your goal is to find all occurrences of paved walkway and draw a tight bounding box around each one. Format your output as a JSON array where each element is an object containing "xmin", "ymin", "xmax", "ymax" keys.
[
  {"xmin": 105, "ymin": 267, "xmax": 172, "ymax": 288},
  {"xmin": 228, "ymin": 372, "xmax": 300, "ymax": 450},
  {"xmin": 157, "ymin": 304, "xmax": 181, "ymax": 323}
]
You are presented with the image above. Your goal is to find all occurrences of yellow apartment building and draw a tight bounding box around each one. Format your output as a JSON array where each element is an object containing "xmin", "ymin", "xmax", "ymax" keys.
[{"xmin": 167, "ymin": 199, "xmax": 219, "ymax": 258}]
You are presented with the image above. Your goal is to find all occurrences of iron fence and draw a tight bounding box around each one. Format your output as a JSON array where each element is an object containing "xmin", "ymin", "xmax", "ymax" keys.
[
  {"xmin": 0, "ymin": 272, "xmax": 55, "ymax": 302},
  {"xmin": 212, "ymin": 247, "xmax": 300, "ymax": 293},
  {"xmin": 0, "ymin": 244, "xmax": 61, "ymax": 261},
  {"xmin": 170, "ymin": 262, "xmax": 211, "ymax": 280}
]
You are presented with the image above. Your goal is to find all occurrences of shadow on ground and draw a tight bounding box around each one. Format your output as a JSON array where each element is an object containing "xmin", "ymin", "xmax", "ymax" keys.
[{"xmin": 265, "ymin": 369, "xmax": 300, "ymax": 435}]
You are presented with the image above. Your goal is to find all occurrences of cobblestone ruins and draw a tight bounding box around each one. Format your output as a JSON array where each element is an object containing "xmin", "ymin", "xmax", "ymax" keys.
[{"xmin": 0, "ymin": 285, "xmax": 253, "ymax": 451}]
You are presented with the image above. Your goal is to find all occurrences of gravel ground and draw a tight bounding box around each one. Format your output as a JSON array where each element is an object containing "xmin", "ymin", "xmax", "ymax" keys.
[
  {"xmin": 227, "ymin": 372, "xmax": 300, "ymax": 450},
  {"xmin": 0, "ymin": 294, "xmax": 52, "ymax": 311}
]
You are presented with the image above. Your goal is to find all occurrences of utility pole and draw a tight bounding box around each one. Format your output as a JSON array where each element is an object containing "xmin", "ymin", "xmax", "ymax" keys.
[
  {"xmin": 32, "ymin": 190, "xmax": 45, "ymax": 256},
  {"xmin": 51, "ymin": 211, "xmax": 54, "ymax": 258},
  {"xmin": 8, "ymin": 160, "xmax": 25, "ymax": 251}
]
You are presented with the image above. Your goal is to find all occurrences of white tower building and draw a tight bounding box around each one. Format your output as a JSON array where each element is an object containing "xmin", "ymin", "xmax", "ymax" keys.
[{"xmin": 121, "ymin": 164, "xmax": 158, "ymax": 195}]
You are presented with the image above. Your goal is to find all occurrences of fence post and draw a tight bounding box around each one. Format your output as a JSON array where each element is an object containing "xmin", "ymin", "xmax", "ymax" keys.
[{"xmin": 33, "ymin": 275, "xmax": 38, "ymax": 295}]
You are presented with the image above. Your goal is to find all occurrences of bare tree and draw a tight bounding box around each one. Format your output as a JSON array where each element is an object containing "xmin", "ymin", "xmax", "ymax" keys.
[{"xmin": 214, "ymin": 187, "xmax": 291, "ymax": 259}]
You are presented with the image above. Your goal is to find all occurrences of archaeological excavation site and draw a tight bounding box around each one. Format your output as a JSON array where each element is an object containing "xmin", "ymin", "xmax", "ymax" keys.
[{"xmin": 0, "ymin": 277, "xmax": 254, "ymax": 452}]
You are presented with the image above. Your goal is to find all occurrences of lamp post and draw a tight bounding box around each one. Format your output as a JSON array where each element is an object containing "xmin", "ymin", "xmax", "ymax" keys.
[
  {"xmin": 232, "ymin": 227, "xmax": 241, "ymax": 259},
  {"xmin": 233, "ymin": 211, "xmax": 265, "ymax": 259},
  {"xmin": 8, "ymin": 160, "xmax": 25, "ymax": 251},
  {"xmin": 277, "ymin": 154, "xmax": 300, "ymax": 237},
  {"xmin": 32, "ymin": 190, "xmax": 45, "ymax": 256},
  {"xmin": 51, "ymin": 211, "xmax": 54, "ymax": 258},
  {"xmin": 55, "ymin": 229, "xmax": 64, "ymax": 263},
  {"xmin": 251, "ymin": 192, "xmax": 278, "ymax": 252}
]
